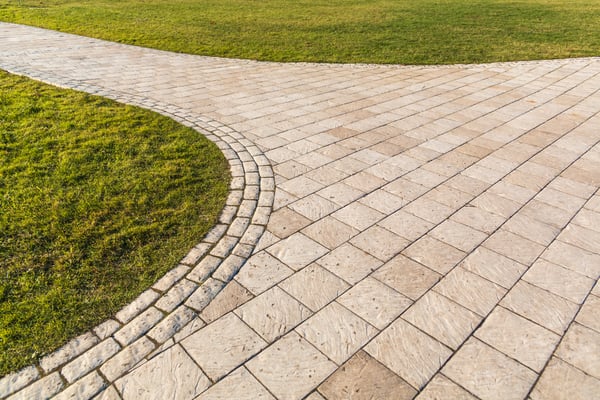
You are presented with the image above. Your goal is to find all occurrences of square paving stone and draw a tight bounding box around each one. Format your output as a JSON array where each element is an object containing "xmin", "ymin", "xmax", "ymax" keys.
[
  {"xmin": 522, "ymin": 259, "xmax": 595, "ymax": 304},
  {"xmin": 316, "ymin": 243, "xmax": 382, "ymax": 285},
  {"xmin": 196, "ymin": 367, "xmax": 275, "ymax": 400},
  {"xmin": 555, "ymin": 323, "xmax": 600, "ymax": 379},
  {"xmin": 458, "ymin": 247, "xmax": 527, "ymax": 289},
  {"xmin": 115, "ymin": 345, "xmax": 210, "ymax": 400},
  {"xmin": 267, "ymin": 233, "xmax": 329, "ymax": 271},
  {"xmin": 403, "ymin": 235, "xmax": 467, "ymax": 274},
  {"xmin": 246, "ymin": 331, "xmax": 337, "ymax": 400},
  {"xmin": 333, "ymin": 202, "xmax": 385, "ymax": 231},
  {"xmin": 403, "ymin": 291, "xmax": 481, "ymax": 350},
  {"xmin": 474, "ymin": 306, "xmax": 560, "ymax": 372},
  {"xmin": 403, "ymin": 197, "xmax": 454, "ymax": 225},
  {"xmin": 302, "ymin": 216, "xmax": 358, "ymax": 249},
  {"xmin": 181, "ymin": 313, "xmax": 267, "ymax": 381},
  {"xmin": 378, "ymin": 209, "xmax": 434, "ymax": 241},
  {"xmin": 430, "ymin": 220, "xmax": 488, "ymax": 252},
  {"xmin": 365, "ymin": 318, "xmax": 452, "ymax": 390},
  {"xmin": 350, "ymin": 225, "xmax": 410, "ymax": 262},
  {"xmin": 337, "ymin": 277, "xmax": 412, "ymax": 330},
  {"xmin": 267, "ymin": 207, "xmax": 311, "ymax": 239},
  {"xmin": 450, "ymin": 205, "xmax": 505, "ymax": 235},
  {"xmin": 433, "ymin": 267, "xmax": 506, "ymax": 317},
  {"xmin": 234, "ymin": 251, "xmax": 294, "ymax": 296},
  {"xmin": 236, "ymin": 286, "xmax": 312, "ymax": 342},
  {"xmin": 373, "ymin": 255, "xmax": 441, "ymax": 300},
  {"xmin": 288, "ymin": 194, "xmax": 340, "ymax": 221},
  {"xmin": 296, "ymin": 302, "xmax": 378, "ymax": 365},
  {"xmin": 279, "ymin": 264, "xmax": 350, "ymax": 312},
  {"xmin": 415, "ymin": 374, "xmax": 478, "ymax": 400},
  {"xmin": 482, "ymin": 229, "xmax": 545, "ymax": 266},
  {"xmin": 500, "ymin": 281, "xmax": 579, "ymax": 335},
  {"xmin": 200, "ymin": 280, "xmax": 254, "ymax": 323},
  {"xmin": 358, "ymin": 189, "xmax": 404, "ymax": 214},
  {"xmin": 530, "ymin": 357, "xmax": 600, "ymax": 400},
  {"xmin": 317, "ymin": 351, "xmax": 417, "ymax": 400},
  {"xmin": 442, "ymin": 338, "xmax": 537, "ymax": 400}
]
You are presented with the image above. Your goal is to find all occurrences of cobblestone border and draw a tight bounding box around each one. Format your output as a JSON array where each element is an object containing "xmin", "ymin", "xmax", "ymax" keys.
[{"xmin": 0, "ymin": 67, "xmax": 274, "ymax": 399}]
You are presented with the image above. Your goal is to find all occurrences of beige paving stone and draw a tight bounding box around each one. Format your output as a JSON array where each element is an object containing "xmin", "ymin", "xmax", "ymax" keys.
[
  {"xmin": 305, "ymin": 165, "xmax": 349, "ymax": 186},
  {"xmin": 445, "ymin": 174, "xmax": 489, "ymax": 196},
  {"xmin": 181, "ymin": 313, "xmax": 267, "ymax": 381},
  {"xmin": 459, "ymin": 247, "xmax": 527, "ymax": 289},
  {"xmin": 7, "ymin": 372, "xmax": 63, "ymax": 400},
  {"xmin": 333, "ymin": 202, "xmax": 384, "ymax": 231},
  {"xmin": 403, "ymin": 197, "xmax": 454, "ymax": 224},
  {"xmin": 93, "ymin": 385, "xmax": 120, "ymax": 400},
  {"xmin": 200, "ymin": 280, "xmax": 254, "ymax": 323},
  {"xmin": 572, "ymin": 208, "xmax": 600, "ymax": 233},
  {"xmin": 343, "ymin": 171, "xmax": 387, "ymax": 192},
  {"xmin": 382, "ymin": 177, "xmax": 428, "ymax": 201},
  {"xmin": 520, "ymin": 200, "xmax": 573, "ymax": 229},
  {"xmin": 115, "ymin": 344, "xmax": 210, "ymax": 400},
  {"xmin": 450, "ymin": 205, "xmax": 505, "ymax": 234},
  {"xmin": 350, "ymin": 225, "xmax": 410, "ymax": 262},
  {"xmin": 196, "ymin": 367, "xmax": 275, "ymax": 400},
  {"xmin": 415, "ymin": 374, "xmax": 478, "ymax": 400},
  {"xmin": 576, "ymin": 294, "xmax": 600, "ymax": 333},
  {"xmin": 273, "ymin": 160, "xmax": 310, "ymax": 179},
  {"xmin": 503, "ymin": 213, "xmax": 560, "ymax": 246},
  {"xmin": 475, "ymin": 306, "xmax": 560, "ymax": 372},
  {"xmin": 373, "ymin": 254, "xmax": 441, "ymax": 300},
  {"xmin": 302, "ymin": 216, "xmax": 358, "ymax": 249},
  {"xmin": 430, "ymin": 220, "xmax": 488, "ymax": 252},
  {"xmin": 267, "ymin": 232, "xmax": 329, "ymax": 271},
  {"xmin": 318, "ymin": 351, "xmax": 417, "ymax": 400},
  {"xmin": 317, "ymin": 182, "xmax": 364, "ymax": 206},
  {"xmin": 403, "ymin": 291, "xmax": 481, "ymax": 350},
  {"xmin": 358, "ymin": 189, "xmax": 404, "ymax": 214},
  {"xmin": 555, "ymin": 323, "xmax": 600, "ymax": 379},
  {"xmin": 470, "ymin": 192, "xmax": 521, "ymax": 218},
  {"xmin": 558, "ymin": 224, "xmax": 600, "ymax": 253},
  {"xmin": 39, "ymin": 332, "xmax": 99, "ymax": 373},
  {"xmin": 236, "ymin": 286, "xmax": 312, "ymax": 342},
  {"xmin": 273, "ymin": 188, "xmax": 298, "ymax": 210},
  {"xmin": 540, "ymin": 240, "xmax": 600, "ymax": 279},
  {"xmin": 288, "ymin": 194, "xmax": 340, "ymax": 221},
  {"xmin": 155, "ymin": 279, "xmax": 198, "ymax": 313},
  {"xmin": 403, "ymin": 235, "xmax": 467, "ymax": 274},
  {"xmin": 488, "ymin": 180, "xmax": 537, "ymax": 204},
  {"xmin": 434, "ymin": 267, "xmax": 506, "ymax": 316},
  {"xmin": 235, "ymin": 251, "xmax": 294, "ymax": 295},
  {"xmin": 267, "ymin": 207, "xmax": 311, "ymax": 238},
  {"xmin": 316, "ymin": 243, "xmax": 382, "ymax": 284},
  {"xmin": 530, "ymin": 357, "xmax": 600, "ymax": 400},
  {"xmin": 379, "ymin": 209, "xmax": 434, "ymax": 241},
  {"xmin": 62, "ymin": 338, "xmax": 121, "ymax": 383},
  {"xmin": 100, "ymin": 337, "xmax": 156, "ymax": 382},
  {"xmin": 0, "ymin": 366, "xmax": 39, "ymax": 398},
  {"xmin": 114, "ymin": 307, "xmax": 164, "ymax": 346},
  {"xmin": 365, "ymin": 318, "xmax": 452, "ymax": 390},
  {"xmin": 246, "ymin": 331, "xmax": 337, "ymax": 400},
  {"xmin": 523, "ymin": 259, "xmax": 595, "ymax": 304},
  {"xmin": 338, "ymin": 276, "xmax": 412, "ymax": 330},
  {"xmin": 279, "ymin": 263, "xmax": 350, "ymax": 312},
  {"xmin": 501, "ymin": 281, "xmax": 579, "ymax": 334},
  {"xmin": 424, "ymin": 185, "xmax": 473, "ymax": 209},
  {"xmin": 52, "ymin": 371, "xmax": 105, "ymax": 400},
  {"xmin": 297, "ymin": 302, "xmax": 377, "ymax": 365},
  {"xmin": 537, "ymin": 187, "xmax": 586, "ymax": 214},
  {"xmin": 443, "ymin": 338, "xmax": 537, "ymax": 400},
  {"xmin": 483, "ymin": 230, "xmax": 546, "ymax": 266}
]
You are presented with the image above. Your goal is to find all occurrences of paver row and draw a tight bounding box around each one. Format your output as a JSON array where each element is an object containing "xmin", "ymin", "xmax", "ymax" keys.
[{"xmin": 0, "ymin": 22, "xmax": 599, "ymax": 400}]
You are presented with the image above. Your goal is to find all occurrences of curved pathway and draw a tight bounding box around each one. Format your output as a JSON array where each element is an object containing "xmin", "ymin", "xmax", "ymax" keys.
[{"xmin": 1, "ymin": 23, "xmax": 599, "ymax": 400}]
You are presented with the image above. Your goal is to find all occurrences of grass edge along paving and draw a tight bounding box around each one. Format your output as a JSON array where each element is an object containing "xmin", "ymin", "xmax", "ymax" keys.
[
  {"xmin": 0, "ymin": 0, "xmax": 599, "ymax": 65},
  {"xmin": 0, "ymin": 70, "xmax": 230, "ymax": 376}
]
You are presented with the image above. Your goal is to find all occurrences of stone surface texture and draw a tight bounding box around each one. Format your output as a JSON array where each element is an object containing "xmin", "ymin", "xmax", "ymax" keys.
[{"xmin": 1, "ymin": 22, "xmax": 599, "ymax": 399}]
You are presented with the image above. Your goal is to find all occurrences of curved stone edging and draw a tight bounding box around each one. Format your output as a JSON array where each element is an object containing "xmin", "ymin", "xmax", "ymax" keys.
[{"xmin": 0, "ymin": 72, "xmax": 274, "ymax": 399}]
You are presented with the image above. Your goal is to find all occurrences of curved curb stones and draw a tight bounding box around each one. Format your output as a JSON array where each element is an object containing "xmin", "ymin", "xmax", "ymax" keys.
[{"xmin": 0, "ymin": 73, "xmax": 274, "ymax": 399}]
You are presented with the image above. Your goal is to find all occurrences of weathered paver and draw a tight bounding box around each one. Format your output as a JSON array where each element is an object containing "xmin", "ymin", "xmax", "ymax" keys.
[{"xmin": 1, "ymin": 22, "xmax": 599, "ymax": 399}]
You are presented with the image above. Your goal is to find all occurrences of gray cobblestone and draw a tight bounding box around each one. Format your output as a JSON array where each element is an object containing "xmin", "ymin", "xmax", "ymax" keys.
[
  {"xmin": 61, "ymin": 339, "xmax": 121, "ymax": 383},
  {"xmin": 155, "ymin": 279, "xmax": 198, "ymax": 312},
  {"xmin": 114, "ymin": 308, "xmax": 164, "ymax": 347},
  {"xmin": 40, "ymin": 332, "xmax": 99, "ymax": 373},
  {"xmin": 100, "ymin": 337, "xmax": 156, "ymax": 382}
]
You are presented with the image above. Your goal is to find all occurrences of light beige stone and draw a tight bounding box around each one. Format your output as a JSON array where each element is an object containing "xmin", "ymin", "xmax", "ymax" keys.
[
  {"xmin": 523, "ymin": 259, "xmax": 595, "ymax": 304},
  {"xmin": 288, "ymin": 194, "xmax": 340, "ymax": 221},
  {"xmin": 279, "ymin": 263, "xmax": 350, "ymax": 312},
  {"xmin": 318, "ymin": 351, "xmax": 417, "ymax": 400},
  {"xmin": 7, "ymin": 372, "xmax": 63, "ymax": 400},
  {"xmin": 296, "ymin": 302, "xmax": 378, "ymax": 364},
  {"xmin": 541, "ymin": 240, "xmax": 600, "ymax": 279},
  {"xmin": 115, "ymin": 345, "xmax": 209, "ymax": 400},
  {"xmin": 235, "ymin": 251, "xmax": 294, "ymax": 295},
  {"xmin": 483, "ymin": 230, "xmax": 545, "ymax": 266},
  {"xmin": 267, "ymin": 207, "xmax": 311, "ymax": 238},
  {"xmin": 379, "ymin": 209, "xmax": 434, "ymax": 241},
  {"xmin": 338, "ymin": 277, "xmax": 412, "ymax": 329},
  {"xmin": 430, "ymin": 220, "xmax": 488, "ymax": 252},
  {"xmin": 416, "ymin": 374, "xmax": 477, "ymax": 400},
  {"xmin": 530, "ymin": 357, "xmax": 600, "ymax": 400},
  {"xmin": 267, "ymin": 232, "xmax": 328, "ymax": 270},
  {"xmin": 450, "ymin": 205, "xmax": 505, "ymax": 234},
  {"xmin": 350, "ymin": 225, "xmax": 410, "ymax": 262},
  {"xmin": 442, "ymin": 338, "xmax": 537, "ymax": 400},
  {"xmin": 403, "ymin": 291, "xmax": 481, "ymax": 349},
  {"xmin": 365, "ymin": 318, "xmax": 452, "ymax": 389},
  {"xmin": 403, "ymin": 235, "xmax": 466, "ymax": 274},
  {"xmin": 53, "ymin": 371, "xmax": 105, "ymax": 400},
  {"xmin": 373, "ymin": 255, "xmax": 441, "ymax": 300},
  {"xmin": 459, "ymin": 247, "xmax": 527, "ymax": 289},
  {"xmin": 333, "ymin": 202, "xmax": 384, "ymax": 231},
  {"xmin": 246, "ymin": 331, "xmax": 337, "ymax": 400},
  {"xmin": 302, "ymin": 216, "xmax": 358, "ymax": 249},
  {"xmin": 181, "ymin": 313, "xmax": 267, "ymax": 380},
  {"xmin": 200, "ymin": 280, "xmax": 254, "ymax": 323},
  {"xmin": 475, "ymin": 307, "xmax": 560, "ymax": 372},
  {"xmin": 576, "ymin": 294, "xmax": 600, "ymax": 332},
  {"xmin": 236, "ymin": 286, "xmax": 312, "ymax": 342},
  {"xmin": 316, "ymin": 243, "xmax": 382, "ymax": 285},
  {"xmin": 555, "ymin": 323, "xmax": 600, "ymax": 379},
  {"xmin": 196, "ymin": 367, "xmax": 275, "ymax": 400}
]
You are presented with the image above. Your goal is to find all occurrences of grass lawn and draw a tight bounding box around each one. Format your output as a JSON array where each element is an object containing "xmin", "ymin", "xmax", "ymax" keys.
[
  {"xmin": 0, "ymin": 0, "xmax": 599, "ymax": 64},
  {"xmin": 0, "ymin": 70, "xmax": 230, "ymax": 376}
]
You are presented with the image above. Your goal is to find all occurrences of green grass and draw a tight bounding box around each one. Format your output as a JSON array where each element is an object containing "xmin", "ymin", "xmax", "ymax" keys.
[
  {"xmin": 0, "ymin": 70, "xmax": 229, "ymax": 376},
  {"xmin": 1, "ymin": 0, "xmax": 599, "ymax": 64}
]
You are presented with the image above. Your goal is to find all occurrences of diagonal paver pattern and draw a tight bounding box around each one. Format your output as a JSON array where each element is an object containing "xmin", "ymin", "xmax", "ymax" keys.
[{"xmin": 1, "ymin": 22, "xmax": 599, "ymax": 400}]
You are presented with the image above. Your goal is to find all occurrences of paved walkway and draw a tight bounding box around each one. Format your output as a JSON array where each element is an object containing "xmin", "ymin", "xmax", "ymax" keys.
[{"xmin": 1, "ymin": 22, "xmax": 599, "ymax": 400}]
